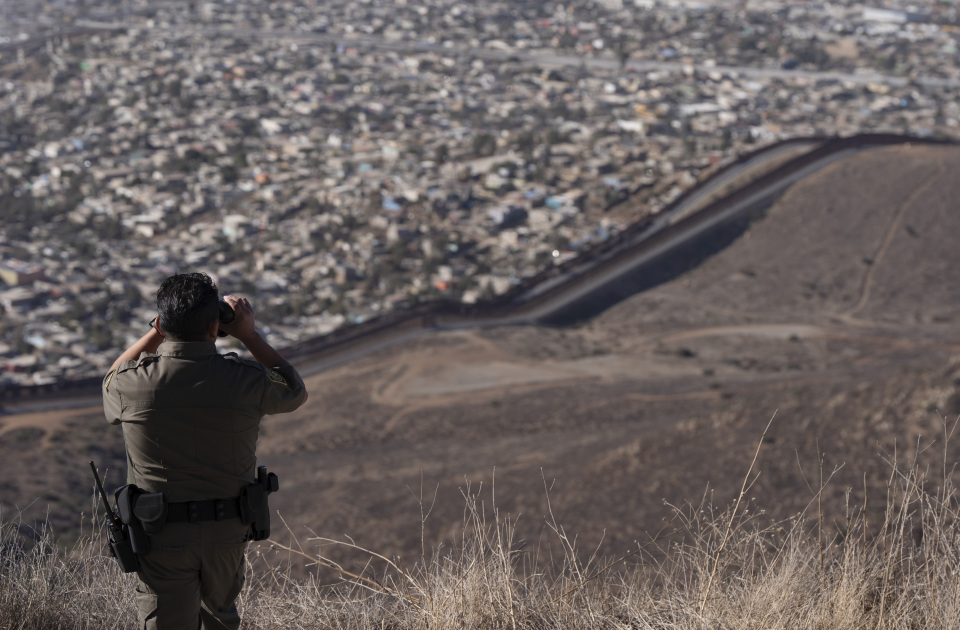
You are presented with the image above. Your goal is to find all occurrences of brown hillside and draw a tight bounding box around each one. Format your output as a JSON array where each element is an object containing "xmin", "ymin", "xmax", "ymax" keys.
[{"xmin": 3, "ymin": 144, "xmax": 960, "ymax": 579}]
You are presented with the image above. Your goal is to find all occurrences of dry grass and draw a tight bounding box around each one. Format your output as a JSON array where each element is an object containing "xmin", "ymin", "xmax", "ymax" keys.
[
  {"xmin": 0, "ymin": 508, "xmax": 138, "ymax": 629},
  {"xmin": 4, "ymin": 424, "xmax": 960, "ymax": 629}
]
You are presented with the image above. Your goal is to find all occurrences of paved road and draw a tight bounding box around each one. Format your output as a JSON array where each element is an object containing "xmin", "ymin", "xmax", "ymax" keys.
[{"xmin": 73, "ymin": 20, "xmax": 960, "ymax": 89}]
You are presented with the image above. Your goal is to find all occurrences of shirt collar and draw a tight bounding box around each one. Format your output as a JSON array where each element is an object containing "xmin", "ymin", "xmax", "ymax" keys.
[{"xmin": 156, "ymin": 341, "xmax": 219, "ymax": 358}]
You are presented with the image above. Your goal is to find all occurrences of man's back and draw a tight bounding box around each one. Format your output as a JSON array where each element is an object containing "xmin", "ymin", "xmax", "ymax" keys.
[{"xmin": 104, "ymin": 340, "xmax": 306, "ymax": 504}]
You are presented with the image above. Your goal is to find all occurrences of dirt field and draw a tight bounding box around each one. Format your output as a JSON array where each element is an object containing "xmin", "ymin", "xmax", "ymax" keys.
[{"xmin": 4, "ymin": 144, "xmax": 960, "ymax": 579}]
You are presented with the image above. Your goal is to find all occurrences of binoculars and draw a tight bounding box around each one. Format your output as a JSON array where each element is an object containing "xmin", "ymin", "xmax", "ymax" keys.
[{"xmin": 216, "ymin": 299, "xmax": 234, "ymax": 337}]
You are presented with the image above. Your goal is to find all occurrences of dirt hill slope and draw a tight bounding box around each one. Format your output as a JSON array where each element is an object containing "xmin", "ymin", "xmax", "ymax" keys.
[{"xmin": 3, "ymin": 144, "xmax": 960, "ymax": 577}]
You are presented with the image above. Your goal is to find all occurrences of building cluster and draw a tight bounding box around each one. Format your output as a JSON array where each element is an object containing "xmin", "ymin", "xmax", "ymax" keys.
[{"xmin": 1, "ymin": 0, "xmax": 959, "ymax": 387}]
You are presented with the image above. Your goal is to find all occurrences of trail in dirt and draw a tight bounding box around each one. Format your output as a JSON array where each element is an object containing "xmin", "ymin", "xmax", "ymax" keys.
[
  {"xmin": 844, "ymin": 160, "xmax": 945, "ymax": 319},
  {"xmin": 0, "ymin": 410, "xmax": 75, "ymax": 449}
]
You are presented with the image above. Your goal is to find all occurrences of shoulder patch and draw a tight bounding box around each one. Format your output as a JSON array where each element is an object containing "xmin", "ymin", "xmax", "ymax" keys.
[{"xmin": 266, "ymin": 369, "xmax": 288, "ymax": 387}]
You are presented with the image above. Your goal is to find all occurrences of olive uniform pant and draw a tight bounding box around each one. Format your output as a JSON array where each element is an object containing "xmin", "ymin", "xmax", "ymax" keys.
[{"xmin": 134, "ymin": 541, "xmax": 246, "ymax": 630}]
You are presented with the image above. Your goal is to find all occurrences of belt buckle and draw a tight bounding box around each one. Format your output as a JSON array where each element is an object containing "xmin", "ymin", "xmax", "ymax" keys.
[
  {"xmin": 214, "ymin": 499, "xmax": 225, "ymax": 521},
  {"xmin": 187, "ymin": 501, "xmax": 199, "ymax": 524}
]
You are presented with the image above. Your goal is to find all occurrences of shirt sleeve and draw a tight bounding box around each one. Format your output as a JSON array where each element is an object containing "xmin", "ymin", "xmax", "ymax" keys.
[
  {"xmin": 260, "ymin": 364, "xmax": 308, "ymax": 415},
  {"xmin": 102, "ymin": 369, "xmax": 123, "ymax": 425}
]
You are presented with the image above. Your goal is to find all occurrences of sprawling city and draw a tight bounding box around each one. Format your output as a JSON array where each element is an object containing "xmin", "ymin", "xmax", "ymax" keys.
[{"xmin": 2, "ymin": 0, "xmax": 959, "ymax": 386}]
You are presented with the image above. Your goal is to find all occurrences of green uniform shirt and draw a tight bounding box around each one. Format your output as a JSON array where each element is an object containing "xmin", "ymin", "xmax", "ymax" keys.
[{"xmin": 103, "ymin": 341, "xmax": 307, "ymax": 506}]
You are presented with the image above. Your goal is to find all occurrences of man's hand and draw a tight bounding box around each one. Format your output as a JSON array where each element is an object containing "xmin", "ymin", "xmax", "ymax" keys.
[
  {"xmin": 218, "ymin": 295, "xmax": 292, "ymax": 371},
  {"xmin": 219, "ymin": 295, "xmax": 257, "ymax": 343}
]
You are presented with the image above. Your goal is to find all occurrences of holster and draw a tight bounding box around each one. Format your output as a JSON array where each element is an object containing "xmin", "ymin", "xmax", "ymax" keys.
[
  {"xmin": 240, "ymin": 469, "xmax": 278, "ymax": 541},
  {"xmin": 115, "ymin": 484, "xmax": 167, "ymax": 556}
]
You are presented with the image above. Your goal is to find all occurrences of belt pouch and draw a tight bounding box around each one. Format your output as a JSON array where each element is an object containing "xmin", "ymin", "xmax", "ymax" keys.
[
  {"xmin": 115, "ymin": 485, "xmax": 151, "ymax": 555},
  {"xmin": 132, "ymin": 492, "xmax": 167, "ymax": 534}
]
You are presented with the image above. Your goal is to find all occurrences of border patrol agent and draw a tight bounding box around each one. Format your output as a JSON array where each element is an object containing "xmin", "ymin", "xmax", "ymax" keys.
[{"xmin": 103, "ymin": 272, "xmax": 308, "ymax": 629}]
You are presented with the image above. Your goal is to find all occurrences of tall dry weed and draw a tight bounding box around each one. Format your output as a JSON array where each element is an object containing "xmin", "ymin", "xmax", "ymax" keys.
[{"xmin": 0, "ymin": 507, "xmax": 136, "ymax": 629}]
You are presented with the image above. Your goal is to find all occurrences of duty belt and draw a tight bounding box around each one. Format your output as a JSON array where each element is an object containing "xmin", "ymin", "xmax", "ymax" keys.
[{"xmin": 165, "ymin": 497, "xmax": 242, "ymax": 523}]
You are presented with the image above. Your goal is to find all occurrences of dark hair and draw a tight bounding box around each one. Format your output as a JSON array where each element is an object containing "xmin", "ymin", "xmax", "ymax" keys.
[{"xmin": 156, "ymin": 272, "xmax": 219, "ymax": 341}]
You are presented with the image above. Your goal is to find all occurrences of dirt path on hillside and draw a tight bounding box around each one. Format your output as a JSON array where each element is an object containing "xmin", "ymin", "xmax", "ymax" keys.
[
  {"xmin": 844, "ymin": 158, "xmax": 945, "ymax": 320},
  {"xmin": 0, "ymin": 410, "xmax": 77, "ymax": 449},
  {"xmin": 340, "ymin": 321, "xmax": 894, "ymax": 409},
  {"xmin": 6, "ymin": 316, "xmax": 953, "ymax": 440}
]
